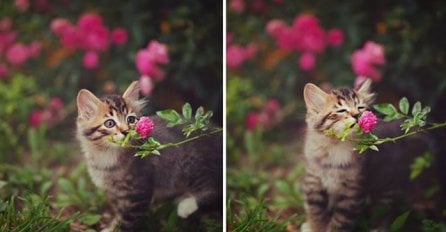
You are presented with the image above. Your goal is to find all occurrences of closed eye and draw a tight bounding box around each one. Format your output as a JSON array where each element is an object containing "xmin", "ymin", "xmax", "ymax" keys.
[
  {"xmin": 336, "ymin": 109, "xmax": 347, "ymax": 113},
  {"xmin": 357, "ymin": 106, "xmax": 366, "ymax": 110}
]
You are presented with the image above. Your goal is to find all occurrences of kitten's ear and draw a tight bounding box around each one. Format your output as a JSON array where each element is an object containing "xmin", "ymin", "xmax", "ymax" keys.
[
  {"xmin": 122, "ymin": 81, "xmax": 140, "ymax": 102},
  {"xmin": 77, "ymin": 89, "xmax": 101, "ymax": 120},
  {"xmin": 304, "ymin": 83, "xmax": 328, "ymax": 113},
  {"xmin": 355, "ymin": 79, "xmax": 376, "ymax": 104}
]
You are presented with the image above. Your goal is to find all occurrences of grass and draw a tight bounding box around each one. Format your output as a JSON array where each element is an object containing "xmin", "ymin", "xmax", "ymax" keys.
[
  {"xmin": 0, "ymin": 126, "xmax": 222, "ymax": 231},
  {"xmin": 227, "ymin": 126, "xmax": 446, "ymax": 232}
]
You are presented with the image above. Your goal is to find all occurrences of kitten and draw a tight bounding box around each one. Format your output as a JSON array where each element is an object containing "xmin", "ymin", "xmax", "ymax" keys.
[
  {"xmin": 76, "ymin": 81, "xmax": 222, "ymax": 231},
  {"xmin": 301, "ymin": 79, "xmax": 434, "ymax": 231}
]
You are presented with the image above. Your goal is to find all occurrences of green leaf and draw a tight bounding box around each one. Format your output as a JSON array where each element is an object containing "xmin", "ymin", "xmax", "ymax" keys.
[
  {"xmin": 390, "ymin": 211, "xmax": 410, "ymax": 232},
  {"xmin": 374, "ymin": 103, "xmax": 398, "ymax": 116},
  {"xmin": 79, "ymin": 214, "xmax": 101, "ymax": 226},
  {"xmin": 58, "ymin": 178, "xmax": 75, "ymax": 193},
  {"xmin": 151, "ymin": 150, "xmax": 161, "ymax": 156},
  {"xmin": 369, "ymin": 145, "xmax": 379, "ymax": 151},
  {"xmin": 275, "ymin": 181, "xmax": 291, "ymax": 194},
  {"xmin": 182, "ymin": 103, "xmax": 192, "ymax": 120},
  {"xmin": 195, "ymin": 106, "xmax": 204, "ymax": 121},
  {"xmin": 412, "ymin": 101, "xmax": 422, "ymax": 116},
  {"xmin": 156, "ymin": 109, "xmax": 183, "ymax": 125},
  {"xmin": 399, "ymin": 97, "xmax": 409, "ymax": 115}
]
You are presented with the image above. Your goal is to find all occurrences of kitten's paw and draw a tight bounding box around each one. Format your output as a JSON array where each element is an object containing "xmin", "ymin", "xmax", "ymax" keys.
[
  {"xmin": 177, "ymin": 196, "xmax": 198, "ymax": 218},
  {"xmin": 300, "ymin": 222, "xmax": 312, "ymax": 232}
]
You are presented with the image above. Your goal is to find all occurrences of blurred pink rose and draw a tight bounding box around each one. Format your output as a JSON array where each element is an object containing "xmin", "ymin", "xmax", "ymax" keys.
[
  {"xmin": 293, "ymin": 14, "xmax": 320, "ymax": 31},
  {"xmin": 0, "ymin": 31, "xmax": 17, "ymax": 54},
  {"xmin": 299, "ymin": 52, "xmax": 316, "ymax": 71},
  {"xmin": 35, "ymin": 0, "xmax": 53, "ymax": 12},
  {"xmin": 139, "ymin": 75, "xmax": 153, "ymax": 96},
  {"xmin": 363, "ymin": 41, "xmax": 385, "ymax": 64},
  {"xmin": 0, "ymin": 63, "xmax": 8, "ymax": 79},
  {"xmin": 59, "ymin": 25, "xmax": 80, "ymax": 49},
  {"xmin": 351, "ymin": 41, "xmax": 385, "ymax": 81},
  {"xmin": 327, "ymin": 28, "xmax": 345, "ymax": 47},
  {"xmin": 246, "ymin": 112, "xmax": 261, "ymax": 130},
  {"xmin": 135, "ymin": 40, "xmax": 169, "ymax": 79},
  {"xmin": 82, "ymin": 51, "xmax": 99, "ymax": 69},
  {"xmin": 266, "ymin": 19, "xmax": 286, "ymax": 38},
  {"xmin": 265, "ymin": 99, "xmax": 281, "ymax": 113},
  {"xmin": 14, "ymin": 0, "xmax": 30, "ymax": 11},
  {"xmin": 77, "ymin": 13, "xmax": 104, "ymax": 32},
  {"xmin": 251, "ymin": 0, "xmax": 268, "ymax": 13},
  {"xmin": 6, "ymin": 43, "xmax": 29, "ymax": 66},
  {"xmin": 147, "ymin": 40, "xmax": 169, "ymax": 64},
  {"xmin": 29, "ymin": 110, "xmax": 43, "ymax": 128},
  {"xmin": 0, "ymin": 17, "xmax": 12, "ymax": 31},
  {"xmin": 230, "ymin": 0, "xmax": 245, "ymax": 13},
  {"xmin": 49, "ymin": 97, "xmax": 64, "ymax": 111},
  {"xmin": 293, "ymin": 15, "xmax": 326, "ymax": 53},
  {"xmin": 227, "ymin": 43, "xmax": 257, "ymax": 70},
  {"xmin": 50, "ymin": 18, "xmax": 71, "ymax": 35},
  {"xmin": 28, "ymin": 41, "xmax": 42, "ymax": 58},
  {"xmin": 111, "ymin": 28, "xmax": 128, "ymax": 45}
]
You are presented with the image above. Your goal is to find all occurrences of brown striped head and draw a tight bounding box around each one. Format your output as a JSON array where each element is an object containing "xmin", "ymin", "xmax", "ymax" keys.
[
  {"xmin": 76, "ymin": 81, "xmax": 146, "ymax": 148},
  {"xmin": 303, "ymin": 79, "xmax": 375, "ymax": 135}
]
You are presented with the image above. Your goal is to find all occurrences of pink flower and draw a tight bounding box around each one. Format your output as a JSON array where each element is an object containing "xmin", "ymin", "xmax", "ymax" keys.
[
  {"xmin": 327, "ymin": 28, "xmax": 344, "ymax": 47},
  {"xmin": 50, "ymin": 18, "xmax": 71, "ymax": 35},
  {"xmin": 0, "ymin": 32, "xmax": 17, "ymax": 54},
  {"xmin": 0, "ymin": 17, "xmax": 12, "ymax": 31},
  {"xmin": 0, "ymin": 63, "xmax": 8, "ymax": 79},
  {"xmin": 6, "ymin": 43, "xmax": 29, "ymax": 66},
  {"xmin": 135, "ymin": 116, "xmax": 155, "ymax": 138},
  {"xmin": 14, "ymin": 0, "xmax": 30, "ymax": 12},
  {"xmin": 28, "ymin": 41, "xmax": 42, "ymax": 58},
  {"xmin": 299, "ymin": 52, "xmax": 316, "ymax": 71},
  {"xmin": 83, "ymin": 51, "xmax": 99, "ymax": 69},
  {"xmin": 35, "ymin": 0, "xmax": 53, "ymax": 12},
  {"xmin": 29, "ymin": 110, "xmax": 44, "ymax": 128},
  {"xmin": 246, "ymin": 112, "xmax": 261, "ymax": 130},
  {"xmin": 135, "ymin": 40, "xmax": 169, "ymax": 80},
  {"xmin": 251, "ymin": 0, "xmax": 268, "ymax": 13},
  {"xmin": 266, "ymin": 19, "xmax": 286, "ymax": 37},
  {"xmin": 292, "ymin": 14, "xmax": 320, "ymax": 31},
  {"xmin": 351, "ymin": 41, "xmax": 385, "ymax": 81},
  {"xmin": 358, "ymin": 111, "xmax": 377, "ymax": 133},
  {"xmin": 227, "ymin": 45, "xmax": 246, "ymax": 69},
  {"xmin": 265, "ymin": 99, "xmax": 281, "ymax": 113},
  {"xmin": 111, "ymin": 28, "xmax": 128, "ymax": 45},
  {"xmin": 227, "ymin": 43, "xmax": 257, "ymax": 69},
  {"xmin": 146, "ymin": 40, "xmax": 169, "ymax": 64},
  {"xmin": 77, "ymin": 13, "xmax": 104, "ymax": 32},
  {"xmin": 49, "ymin": 97, "xmax": 64, "ymax": 111},
  {"xmin": 230, "ymin": 0, "xmax": 245, "ymax": 13},
  {"xmin": 139, "ymin": 75, "xmax": 153, "ymax": 96}
]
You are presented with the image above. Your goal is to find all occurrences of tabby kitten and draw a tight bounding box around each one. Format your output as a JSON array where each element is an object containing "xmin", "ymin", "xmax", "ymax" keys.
[
  {"xmin": 76, "ymin": 81, "xmax": 222, "ymax": 231},
  {"xmin": 301, "ymin": 79, "xmax": 432, "ymax": 231}
]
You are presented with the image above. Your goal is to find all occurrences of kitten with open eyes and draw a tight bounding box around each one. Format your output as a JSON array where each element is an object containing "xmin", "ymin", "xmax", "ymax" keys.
[
  {"xmin": 76, "ymin": 81, "xmax": 222, "ymax": 231},
  {"xmin": 301, "ymin": 79, "xmax": 435, "ymax": 232}
]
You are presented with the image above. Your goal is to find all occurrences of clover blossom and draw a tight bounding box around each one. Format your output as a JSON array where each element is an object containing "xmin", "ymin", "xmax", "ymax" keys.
[
  {"xmin": 135, "ymin": 116, "xmax": 155, "ymax": 138},
  {"xmin": 358, "ymin": 111, "xmax": 377, "ymax": 133}
]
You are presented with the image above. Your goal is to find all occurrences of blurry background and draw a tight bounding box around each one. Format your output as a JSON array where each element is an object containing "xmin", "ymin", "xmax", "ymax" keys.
[
  {"xmin": 227, "ymin": 0, "xmax": 446, "ymax": 231},
  {"xmin": 0, "ymin": 0, "xmax": 222, "ymax": 231}
]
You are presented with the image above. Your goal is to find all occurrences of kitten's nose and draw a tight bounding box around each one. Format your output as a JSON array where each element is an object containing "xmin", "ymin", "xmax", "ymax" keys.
[
  {"xmin": 121, "ymin": 129, "xmax": 129, "ymax": 136},
  {"xmin": 352, "ymin": 113, "xmax": 360, "ymax": 121}
]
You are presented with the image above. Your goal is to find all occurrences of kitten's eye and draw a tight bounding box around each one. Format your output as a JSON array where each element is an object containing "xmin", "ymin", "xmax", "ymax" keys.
[
  {"xmin": 336, "ymin": 109, "xmax": 347, "ymax": 113},
  {"xmin": 104, "ymin": 119, "xmax": 116, "ymax": 128},
  {"xmin": 357, "ymin": 106, "xmax": 366, "ymax": 110},
  {"xmin": 127, "ymin": 115, "xmax": 137, "ymax": 124}
]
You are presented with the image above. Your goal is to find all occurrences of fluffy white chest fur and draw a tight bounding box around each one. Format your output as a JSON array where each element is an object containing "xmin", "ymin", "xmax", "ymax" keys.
[{"xmin": 79, "ymin": 138, "xmax": 121, "ymax": 189}]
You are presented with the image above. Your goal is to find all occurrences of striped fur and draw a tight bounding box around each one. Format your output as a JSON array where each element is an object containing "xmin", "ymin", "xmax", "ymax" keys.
[
  {"xmin": 302, "ymin": 81, "xmax": 371, "ymax": 232},
  {"xmin": 76, "ymin": 82, "xmax": 222, "ymax": 231}
]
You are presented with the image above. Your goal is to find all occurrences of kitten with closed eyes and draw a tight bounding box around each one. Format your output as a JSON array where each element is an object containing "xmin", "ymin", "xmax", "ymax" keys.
[
  {"xmin": 76, "ymin": 81, "xmax": 222, "ymax": 231},
  {"xmin": 301, "ymin": 79, "xmax": 436, "ymax": 232}
]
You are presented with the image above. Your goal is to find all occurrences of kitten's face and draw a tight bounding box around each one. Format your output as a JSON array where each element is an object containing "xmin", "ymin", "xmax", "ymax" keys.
[
  {"xmin": 304, "ymin": 79, "xmax": 375, "ymax": 136},
  {"xmin": 76, "ymin": 81, "xmax": 145, "ymax": 148}
]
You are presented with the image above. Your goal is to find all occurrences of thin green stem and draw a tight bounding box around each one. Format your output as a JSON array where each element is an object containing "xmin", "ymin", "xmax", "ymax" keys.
[
  {"xmin": 359, "ymin": 121, "xmax": 446, "ymax": 146},
  {"xmin": 158, "ymin": 128, "xmax": 223, "ymax": 150}
]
